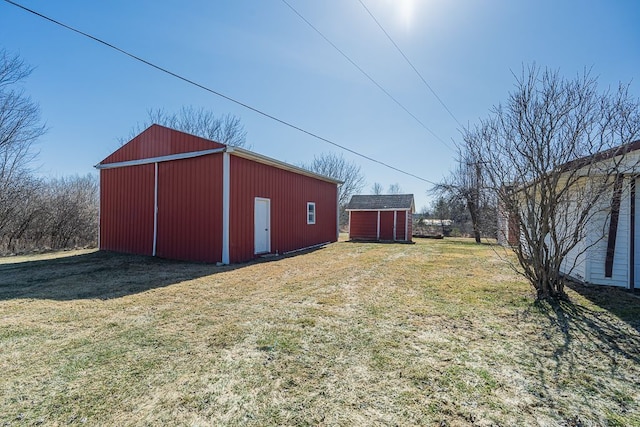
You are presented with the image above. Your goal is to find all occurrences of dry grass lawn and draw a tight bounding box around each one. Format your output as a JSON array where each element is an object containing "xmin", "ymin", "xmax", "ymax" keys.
[{"xmin": 1, "ymin": 237, "xmax": 639, "ymax": 426}]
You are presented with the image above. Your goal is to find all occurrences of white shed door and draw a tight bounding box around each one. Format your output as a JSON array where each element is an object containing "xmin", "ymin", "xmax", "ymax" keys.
[{"xmin": 254, "ymin": 197, "xmax": 271, "ymax": 254}]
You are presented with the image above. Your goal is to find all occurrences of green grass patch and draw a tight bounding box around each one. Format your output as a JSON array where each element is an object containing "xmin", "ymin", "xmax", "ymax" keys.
[{"xmin": 1, "ymin": 239, "xmax": 639, "ymax": 425}]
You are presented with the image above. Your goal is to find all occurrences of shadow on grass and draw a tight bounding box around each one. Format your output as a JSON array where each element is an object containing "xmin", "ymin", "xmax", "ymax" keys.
[
  {"xmin": 343, "ymin": 239, "xmax": 415, "ymax": 245},
  {"xmin": 534, "ymin": 292, "xmax": 640, "ymax": 367},
  {"xmin": 566, "ymin": 281, "xmax": 640, "ymax": 333},
  {"xmin": 0, "ymin": 247, "xmax": 325, "ymax": 301},
  {"xmin": 420, "ymin": 237, "xmax": 498, "ymax": 247},
  {"xmin": 525, "ymin": 294, "xmax": 640, "ymax": 424}
]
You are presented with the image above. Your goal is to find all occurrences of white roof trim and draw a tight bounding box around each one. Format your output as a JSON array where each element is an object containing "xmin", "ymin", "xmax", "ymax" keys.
[
  {"xmin": 95, "ymin": 148, "xmax": 226, "ymax": 169},
  {"xmin": 95, "ymin": 145, "xmax": 342, "ymax": 185},
  {"xmin": 228, "ymin": 147, "xmax": 343, "ymax": 184}
]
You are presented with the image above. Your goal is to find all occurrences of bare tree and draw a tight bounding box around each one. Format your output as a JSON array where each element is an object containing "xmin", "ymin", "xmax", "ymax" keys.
[
  {"xmin": 125, "ymin": 106, "xmax": 249, "ymax": 148},
  {"xmin": 0, "ymin": 174, "xmax": 45, "ymax": 253},
  {"xmin": 0, "ymin": 51, "xmax": 98, "ymax": 254},
  {"xmin": 0, "ymin": 49, "xmax": 46, "ymax": 236},
  {"xmin": 371, "ymin": 182, "xmax": 383, "ymax": 195},
  {"xmin": 46, "ymin": 175, "xmax": 99, "ymax": 249},
  {"xmin": 433, "ymin": 147, "xmax": 490, "ymax": 243},
  {"xmin": 0, "ymin": 174, "xmax": 99, "ymax": 254},
  {"xmin": 468, "ymin": 65, "xmax": 640, "ymax": 299},
  {"xmin": 387, "ymin": 183, "xmax": 403, "ymax": 194},
  {"xmin": 423, "ymin": 196, "xmax": 469, "ymax": 237},
  {"xmin": 301, "ymin": 153, "xmax": 365, "ymax": 226}
]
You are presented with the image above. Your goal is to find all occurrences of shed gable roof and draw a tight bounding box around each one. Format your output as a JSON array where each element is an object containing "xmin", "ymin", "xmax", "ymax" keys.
[
  {"xmin": 97, "ymin": 124, "xmax": 342, "ymax": 184},
  {"xmin": 99, "ymin": 124, "xmax": 226, "ymax": 165},
  {"xmin": 346, "ymin": 194, "xmax": 415, "ymax": 211}
]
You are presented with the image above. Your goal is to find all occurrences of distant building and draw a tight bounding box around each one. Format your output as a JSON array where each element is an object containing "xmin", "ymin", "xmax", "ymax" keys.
[{"xmin": 420, "ymin": 219, "xmax": 453, "ymax": 227}]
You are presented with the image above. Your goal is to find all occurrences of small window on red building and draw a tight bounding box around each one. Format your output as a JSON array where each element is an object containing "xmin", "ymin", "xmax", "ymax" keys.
[{"xmin": 307, "ymin": 202, "xmax": 316, "ymax": 224}]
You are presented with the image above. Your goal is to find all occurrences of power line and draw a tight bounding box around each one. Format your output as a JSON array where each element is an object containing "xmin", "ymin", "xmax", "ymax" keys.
[
  {"xmin": 2, "ymin": 0, "xmax": 438, "ymax": 185},
  {"xmin": 357, "ymin": 0, "xmax": 464, "ymax": 130},
  {"xmin": 280, "ymin": 0, "xmax": 454, "ymax": 152}
]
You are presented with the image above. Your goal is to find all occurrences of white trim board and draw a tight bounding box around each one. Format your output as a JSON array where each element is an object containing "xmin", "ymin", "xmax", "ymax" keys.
[
  {"xmin": 229, "ymin": 147, "xmax": 343, "ymax": 184},
  {"xmin": 152, "ymin": 162, "xmax": 159, "ymax": 256},
  {"xmin": 221, "ymin": 152, "xmax": 231, "ymax": 264},
  {"xmin": 95, "ymin": 148, "xmax": 226, "ymax": 169},
  {"xmin": 97, "ymin": 146, "xmax": 343, "ymax": 186}
]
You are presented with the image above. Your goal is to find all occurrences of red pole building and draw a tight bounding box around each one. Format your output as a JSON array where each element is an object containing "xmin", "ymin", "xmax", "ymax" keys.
[{"xmin": 97, "ymin": 125, "xmax": 341, "ymax": 263}]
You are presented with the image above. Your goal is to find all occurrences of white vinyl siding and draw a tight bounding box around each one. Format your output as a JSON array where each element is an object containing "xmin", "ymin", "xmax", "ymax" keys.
[
  {"xmin": 558, "ymin": 189, "xmax": 588, "ymax": 282},
  {"xmin": 584, "ymin": 178, "xmax": 631, "ymax": 287},
  {"xmin": 560, "ymin": 237, "xmax": 587, "ymax": 283},
  {"xmin": 516, "ymin": 152, "xmax": 640, "ymax": 290}
]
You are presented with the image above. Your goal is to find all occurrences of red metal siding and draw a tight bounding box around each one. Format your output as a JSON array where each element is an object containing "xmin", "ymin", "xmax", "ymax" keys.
[
  {"xmin": 349, "ymin": 211, "xmax": 379, "ymax": 240},
  {"xmin": 395, "ymin": 211, "xmax": 407, "ymax": 241},
  {"xmin": 407, "ymin": 212, "xmax": 413, "ymax": 241},
  {"xmin": 229, "ymin": 156, "xmax": 338, "ymax": 263},
  {"xmin": 101, "ymin": 124, "xmax": 225, "ymax": 164},
  {"xmin": 379, "ymin": 211, "xmax": 395, "ymax": 240},
  {"xmin": 155, "ymin": 155, "xmax": 223, "ymax": 262},
  {"xmin": 100, "ymin": 165, "xmax": 154, "ymax": 255},
  {"xmin": 349, "ymin": 210, "xmax": 412, "ymax": 242}
]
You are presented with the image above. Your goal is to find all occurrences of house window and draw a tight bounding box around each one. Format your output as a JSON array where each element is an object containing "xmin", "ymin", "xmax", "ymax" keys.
[{"xmin": 307, "ymin": 202, "xmax": 316, "ymax": 224}]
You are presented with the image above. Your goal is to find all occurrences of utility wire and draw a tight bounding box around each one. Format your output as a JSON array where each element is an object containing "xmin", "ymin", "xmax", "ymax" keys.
[
  {"xmin": 280, "ymin": 0, "xmax": 454, "ymax": 152},
  {"xmin": 2, "ymin": 0, "xmax": 438, "ymax": 185},
  {"xmin": 357, "ymin": 0, "xmax": 464, "ymax": 130}
]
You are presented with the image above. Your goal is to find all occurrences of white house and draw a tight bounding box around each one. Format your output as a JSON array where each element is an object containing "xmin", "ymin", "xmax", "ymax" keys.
[{"xmin": 499, "ymin": 140, "xmax": 640, "ymax": 290}]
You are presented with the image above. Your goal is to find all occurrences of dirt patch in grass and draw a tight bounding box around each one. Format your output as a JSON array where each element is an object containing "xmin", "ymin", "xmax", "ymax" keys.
[{"xmin": 1, "ymin": 239, "xmax": 640, "ymax": 426}]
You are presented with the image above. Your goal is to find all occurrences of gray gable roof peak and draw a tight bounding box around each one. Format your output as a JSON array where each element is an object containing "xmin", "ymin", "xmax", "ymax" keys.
[{"xmin": 345, "ymin": 194, "xmax": 415, "ymax": 211}]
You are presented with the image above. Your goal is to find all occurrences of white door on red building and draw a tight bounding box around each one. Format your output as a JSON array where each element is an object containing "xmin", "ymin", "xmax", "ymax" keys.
[{"xmin": 254, "ymin": 197, "xmax": 271, "ymax": 254}]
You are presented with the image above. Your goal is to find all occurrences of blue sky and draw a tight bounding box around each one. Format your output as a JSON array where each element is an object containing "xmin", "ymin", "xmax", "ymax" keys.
[{"xmin": 1, "ymin": 0, "xmax": 639, "ymax": 211}]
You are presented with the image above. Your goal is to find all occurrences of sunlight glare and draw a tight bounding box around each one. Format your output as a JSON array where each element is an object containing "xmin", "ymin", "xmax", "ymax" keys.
[
  {"xmin": 386, "ymin": 0, "xmax": 416, "ymax": 30},
  {"xmin": 399, "ymin": 0, "xmax": 414, "ymax": 28}
]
